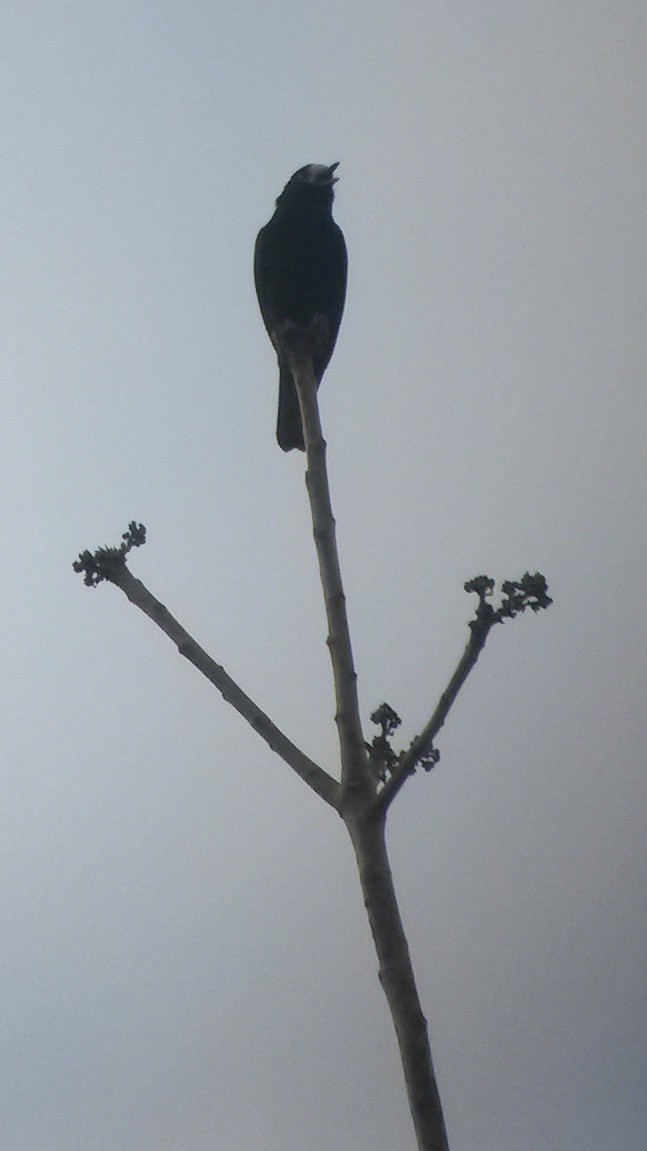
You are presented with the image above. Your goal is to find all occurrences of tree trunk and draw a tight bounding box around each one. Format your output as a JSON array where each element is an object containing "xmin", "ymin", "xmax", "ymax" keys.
[{"xmin": 346, "ymin": 810, "xmax": 450, "ymax": 1151}]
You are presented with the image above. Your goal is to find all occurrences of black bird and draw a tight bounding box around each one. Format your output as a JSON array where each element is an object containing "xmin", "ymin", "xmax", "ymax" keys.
[{"xmin": 254, "ymin": 163, "xmax": 347, "ymax": 451}]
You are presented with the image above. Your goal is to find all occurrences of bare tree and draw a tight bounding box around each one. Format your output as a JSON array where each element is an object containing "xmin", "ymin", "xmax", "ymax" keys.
[{"xmin": 74, "ymin": 324, "xmax": 552, "ymax": 1150}]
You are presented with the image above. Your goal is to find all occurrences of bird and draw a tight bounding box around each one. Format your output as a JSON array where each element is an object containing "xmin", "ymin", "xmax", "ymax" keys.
[{"xmin": 254, "ymin": 163, "xmax": 347, "ymax": 451}]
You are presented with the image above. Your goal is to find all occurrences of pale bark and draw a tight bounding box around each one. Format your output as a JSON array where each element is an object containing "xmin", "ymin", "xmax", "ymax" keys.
[
  {"xmin": 376, "ymin": 618, "xmax": 491, "ymax": 813},
  {"xmin": 347, "ymin": 811, "xmax": 450, "ymax": 1151},
  {"xmin": 288, "ymin": 346, "xmax": 450, "ymax": 1150},
  {"xmin": 109, "ymin": 564, "xmax": 340, "ymax": 809},
  {"xmin": 288, "ymin": 347, "xmax": 367, "ymax": 794}
]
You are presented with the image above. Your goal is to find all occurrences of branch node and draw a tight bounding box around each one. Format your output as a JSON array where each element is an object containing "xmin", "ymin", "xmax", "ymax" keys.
[
  {"xmin": 366, "ymin": 703, "xmax": 402, "ymax": 782},
  {"xmin": 73, "ymin": 522, "xmax": 146, "ymax": 587},
  {"xmin": 465, "ymin": 571, "xmax": 553, "ymax": 631}
]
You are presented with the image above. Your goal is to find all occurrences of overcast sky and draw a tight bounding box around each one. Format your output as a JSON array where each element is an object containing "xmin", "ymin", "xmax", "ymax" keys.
[{"xmin": 1, "ymin": 3, "xmax": 645, "ymax": 1149}]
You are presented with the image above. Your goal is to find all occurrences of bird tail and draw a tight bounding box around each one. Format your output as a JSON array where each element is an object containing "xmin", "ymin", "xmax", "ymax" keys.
[{"xmin": 276, "ymin": 363, "xmax": 305, "ymax": 452}]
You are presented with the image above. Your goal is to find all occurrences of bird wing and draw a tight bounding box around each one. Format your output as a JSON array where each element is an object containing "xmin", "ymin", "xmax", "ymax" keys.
[{"xmin": 253, "ymin": 223, "xmax": 279, "ymax": 342}]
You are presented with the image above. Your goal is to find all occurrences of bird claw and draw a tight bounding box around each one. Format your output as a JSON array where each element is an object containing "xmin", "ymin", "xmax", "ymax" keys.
[{"xmin": 272, "ymin": 316, "xmax": 331, "ymax": 363}]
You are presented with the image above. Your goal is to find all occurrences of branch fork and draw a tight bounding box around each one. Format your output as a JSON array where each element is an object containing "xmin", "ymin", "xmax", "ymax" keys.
[{"xmin": 74, "ymin": 335, "xmax": 551, "ymax": 1151}]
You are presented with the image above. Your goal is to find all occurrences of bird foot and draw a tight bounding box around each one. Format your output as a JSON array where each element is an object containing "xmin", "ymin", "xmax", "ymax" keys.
[{"xmin": 272, "ymin": 316, "xmax": 331, "ymax": 364}]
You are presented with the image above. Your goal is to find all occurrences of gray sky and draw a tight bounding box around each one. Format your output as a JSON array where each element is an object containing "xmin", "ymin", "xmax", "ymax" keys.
[{"xmin": 1, "ymin": 3, "xmax": 645, "ymax": 1149}]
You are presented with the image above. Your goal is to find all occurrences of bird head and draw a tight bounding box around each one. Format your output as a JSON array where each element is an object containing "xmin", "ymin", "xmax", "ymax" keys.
[
  {"xmin": 298, "ymin": 163, "xmax": 340, "ymax": 186},
  {"xmin": 276, "ymin": 163, "xmax": 340, "ymax": 207}
]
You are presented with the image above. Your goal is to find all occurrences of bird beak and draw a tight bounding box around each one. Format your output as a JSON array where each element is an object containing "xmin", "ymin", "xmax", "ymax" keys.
[{"xmin": 325, "ymin": 162, "xmax": 340, "ymax": 184}]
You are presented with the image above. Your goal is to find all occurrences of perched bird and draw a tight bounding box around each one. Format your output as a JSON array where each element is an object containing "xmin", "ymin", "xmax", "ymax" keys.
[{"xmin": 254, "ymin": 163, "xmax": 347, "ymax": 451}]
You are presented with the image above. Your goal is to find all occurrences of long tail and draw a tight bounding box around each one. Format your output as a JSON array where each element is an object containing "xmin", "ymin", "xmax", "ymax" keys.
[{"xmin": 276, "ymin": 363, "xmax": 305, "ymax": 452}]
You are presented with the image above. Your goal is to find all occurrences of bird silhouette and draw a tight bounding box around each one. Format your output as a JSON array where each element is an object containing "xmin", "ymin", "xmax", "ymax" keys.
[{"xmin": 254, "ymin": 163, "xmax": 347, "ymax": 451}]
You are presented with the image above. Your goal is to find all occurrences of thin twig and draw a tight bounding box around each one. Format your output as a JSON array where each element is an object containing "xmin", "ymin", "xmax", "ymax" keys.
[
  {"xmin": 375, "ymin": 573, "xmax": 552, "ymax": 813},
  {"xmin": 74, "ymin": 536, "xmax": 340, "ymax": 809},
  {"xmin": 375, "ymin": 619, "xmax": 492, "ymax": 814}
]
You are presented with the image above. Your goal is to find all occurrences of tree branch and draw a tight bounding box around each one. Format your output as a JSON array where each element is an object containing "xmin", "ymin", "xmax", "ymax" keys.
[
  {"xmin": 73, "ymin": 528, "xmax": 341, "ymax": 809},
  {"xmin": 347, "ymin": 812, "xmax": 450, "ymax": 1151},
  {"xmin": 375, "ymin": 573, "xmax": 552, "ymax": 813},
  {"xmin": 282, "ymin": 328, "xmax": 368, "ymax": 797}
]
